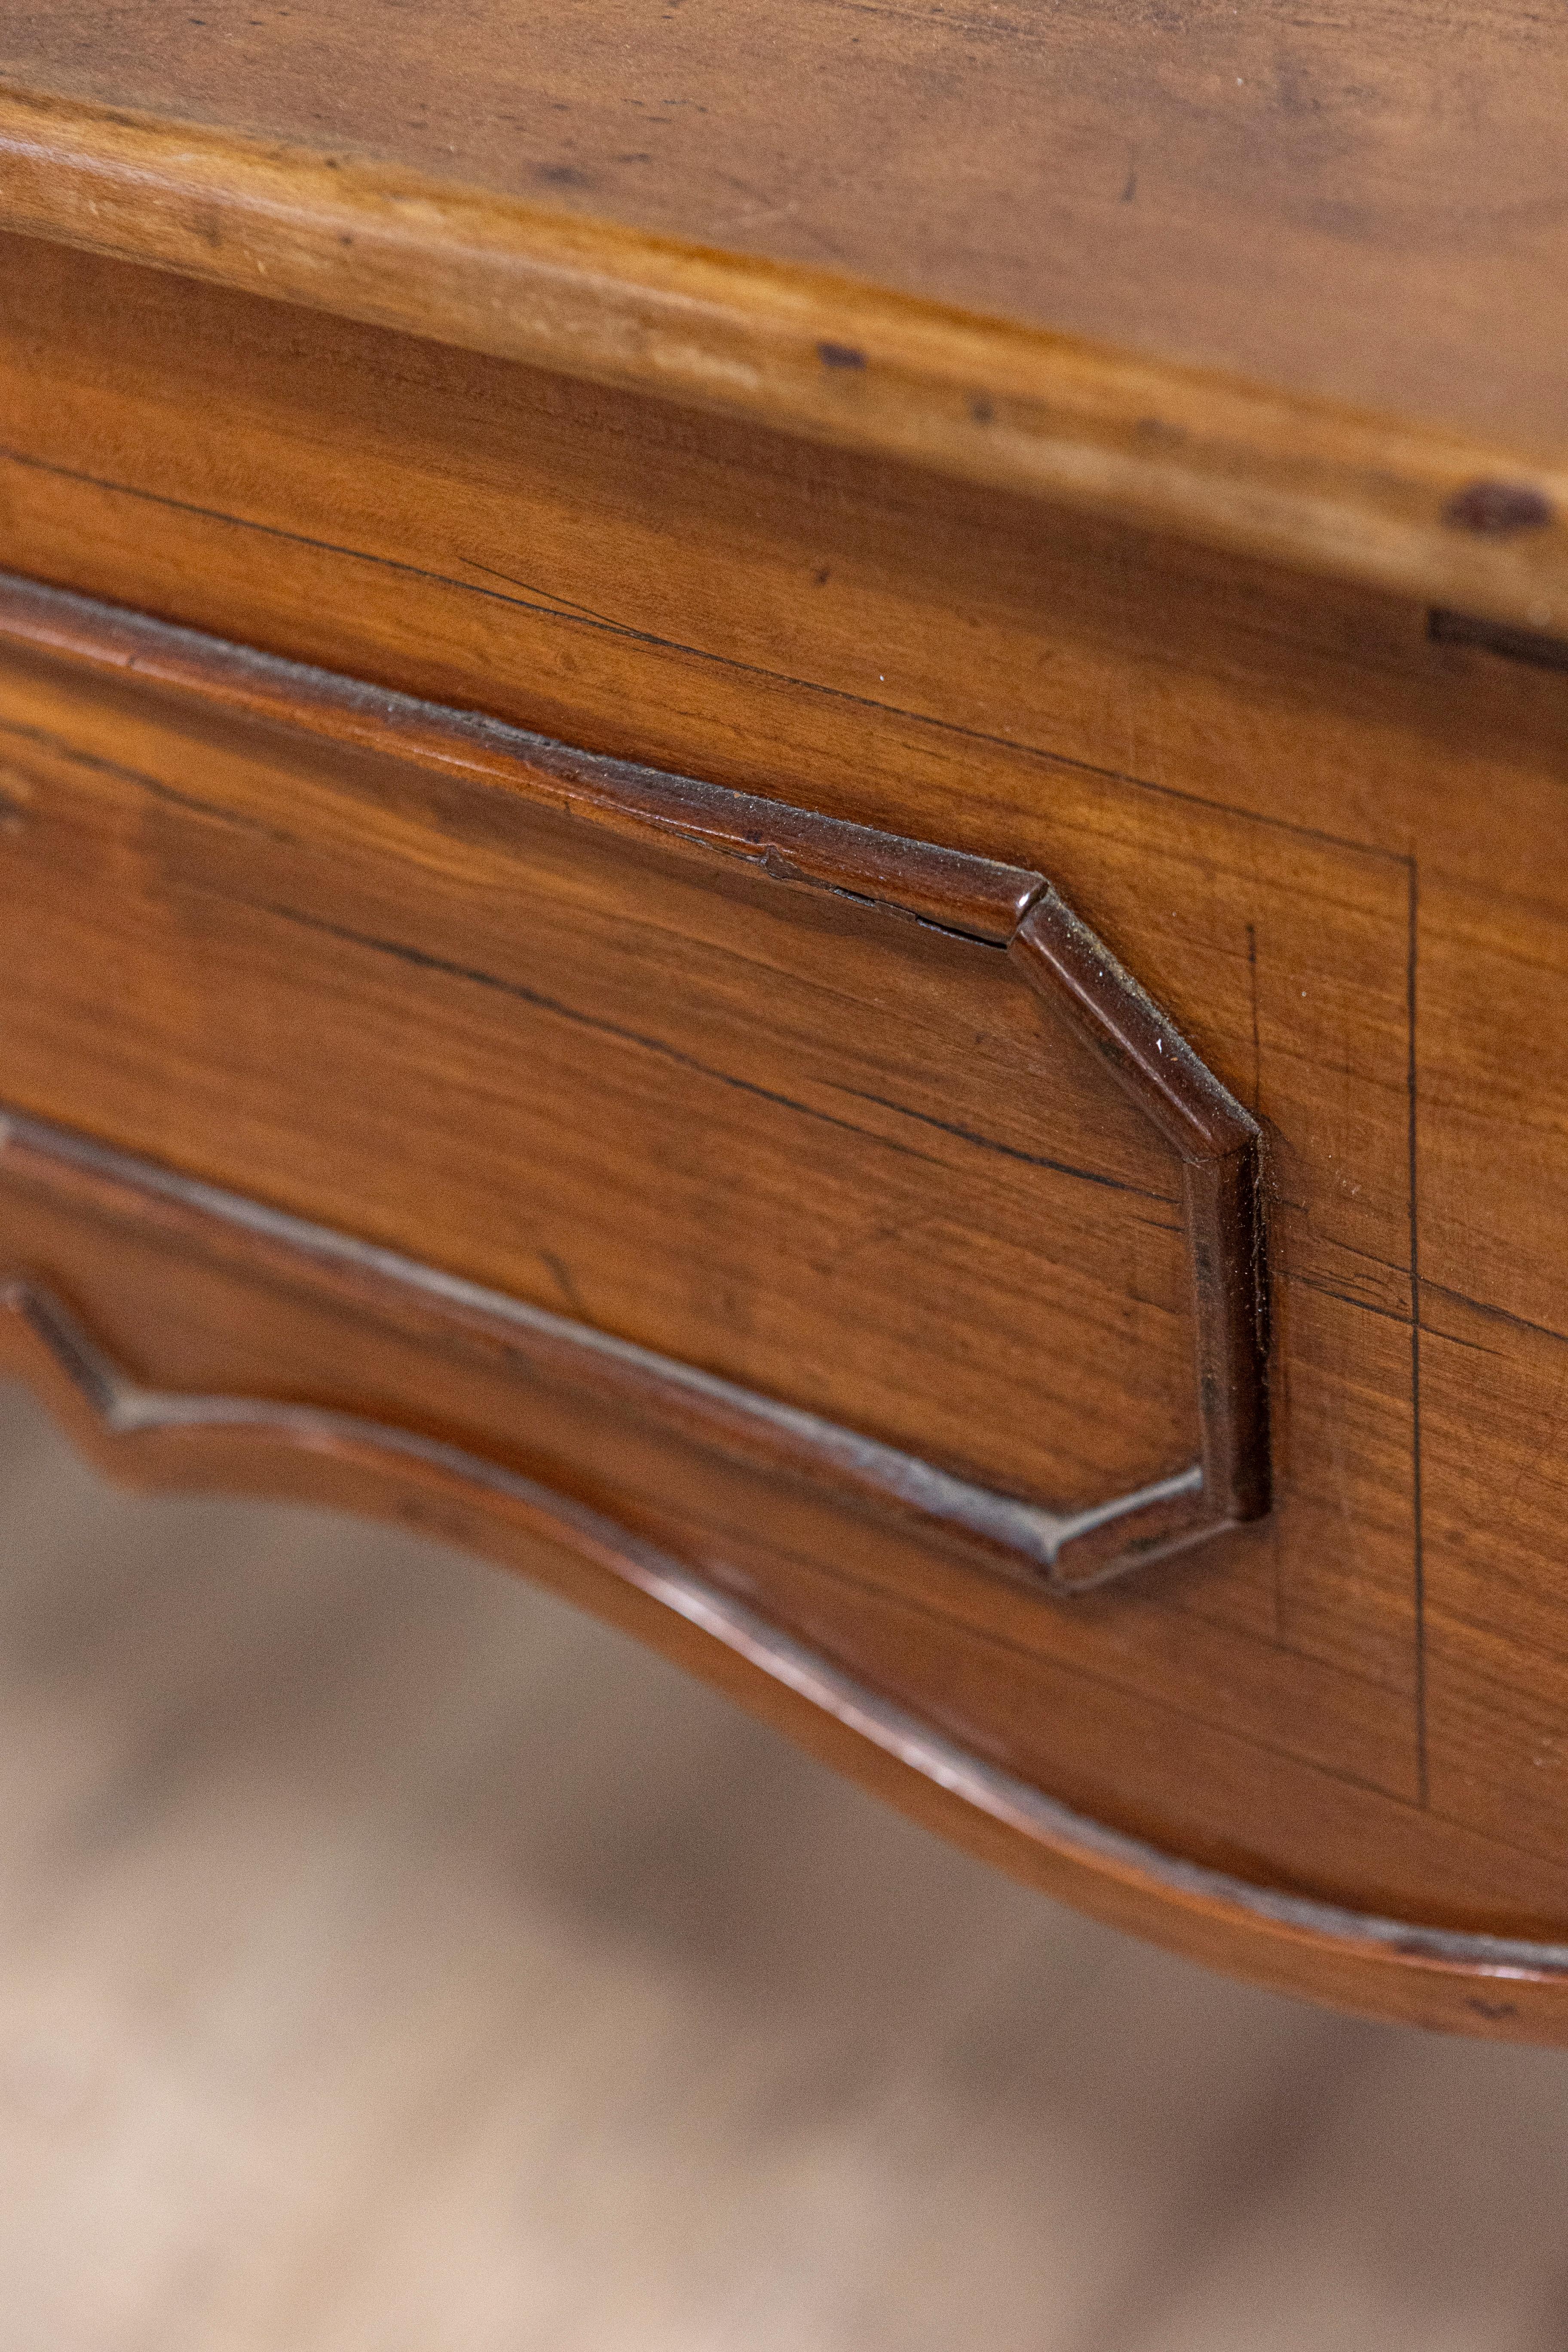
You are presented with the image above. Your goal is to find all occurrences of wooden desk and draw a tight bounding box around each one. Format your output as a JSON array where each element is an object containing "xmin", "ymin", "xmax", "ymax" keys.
[{"xmin": 2, "ymin": 2, "xmax": 1566, "ymax": 2039}]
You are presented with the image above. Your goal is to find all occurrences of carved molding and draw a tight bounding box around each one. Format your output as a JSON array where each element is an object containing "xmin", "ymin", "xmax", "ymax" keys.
[
  {"xmin": 3, "ymin": 1106, "xmax": 1220, "ymax": 1590},
  {"xmin": 0, "ymin": 571, "xmax": 1270, "ymax": 1587}
]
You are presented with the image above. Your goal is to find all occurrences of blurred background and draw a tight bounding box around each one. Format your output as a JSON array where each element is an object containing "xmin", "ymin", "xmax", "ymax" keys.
[{"xmin": 2, "ymin": 1374, "xmax": 1568, "ymax": 2352}]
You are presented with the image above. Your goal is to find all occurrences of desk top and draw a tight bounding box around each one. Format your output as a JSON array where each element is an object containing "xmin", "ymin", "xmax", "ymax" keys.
[{"xmin": 3, "ymin": 3, "xmax": 1565, "ymax": 627}]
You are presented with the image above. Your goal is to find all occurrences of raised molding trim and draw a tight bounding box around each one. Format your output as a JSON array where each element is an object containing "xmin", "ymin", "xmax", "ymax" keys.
[
  {"xmin": 2, "ymin": 1106, "xmax": 1223, "ymax": 1590},
  {"xmin": 0, "ymin": 573, "xmax": 1269, "ymax": 1586}
]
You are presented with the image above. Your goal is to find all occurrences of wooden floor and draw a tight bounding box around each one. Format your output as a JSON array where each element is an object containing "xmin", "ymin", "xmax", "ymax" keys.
[{"xmin": 2, "ymin": 1383, "xmax": 1568, "ymax": 2349}]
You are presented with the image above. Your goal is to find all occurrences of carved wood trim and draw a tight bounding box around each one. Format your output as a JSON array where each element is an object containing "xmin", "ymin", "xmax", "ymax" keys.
[
  {"xmin": 1008, "ymin": 890, "xmax": 1270, "ymax": 1534},
  {"xmin": 2, "ymin": 1107, "xmax": 1223, "ymax": 1590},
  {"xmin": 0, "ymin": 571, "xmax": 1042, "ymax": 943},
  {"xmin": 3, "ymin": 1273, "xmax": 1565, "ymax": 2024},
  {"xmin": 0, "ymin": 570, "xmax": 1269, "ymax": 1584}
]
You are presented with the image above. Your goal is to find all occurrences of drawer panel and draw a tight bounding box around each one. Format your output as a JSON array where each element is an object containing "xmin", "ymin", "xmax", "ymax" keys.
[
  {"xmin": 21, "ymin": 570, "xmax": 1568, "ymax": 2017},
  {"xmin": 0, "ymin": 575, "xmax": 1266, "ymax": 1590}
]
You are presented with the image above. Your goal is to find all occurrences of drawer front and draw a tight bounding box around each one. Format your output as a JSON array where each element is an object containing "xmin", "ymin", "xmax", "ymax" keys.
[
  {"xmin": 12, "ymin": 233, "xmax": 1568, "ymax": 2037},
  {"xmin": 0, "ymin": 572, "xmax": 1264, "ymax": 1590},
  {"xmin": 10, "ymin": 569, "xmax": 1568, "ymax": 2037}
]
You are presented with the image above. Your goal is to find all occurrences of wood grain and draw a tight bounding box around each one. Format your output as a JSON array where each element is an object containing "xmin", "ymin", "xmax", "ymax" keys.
[
  {"xmin": 0, "ymin": 268, "xmax": 1429, "ymax": 1703},
  {"xmin": 0, "ymin": 610, "xmax": 1224, "ymax": 1561},
  {"xmin": 1, "ymin": 75, "xmax": 1567, "ymax": 631},
  {"xmin": 5, "ymin": 1136, "xmax": 1568, "ymax": 2043},
  {"xmin": 1, "ymin": 576, "xmax": 1558, "ymax": 1971},
  {"xmin": 0, "ymin": 305, "xmax": 1464, "ymax": 1978},
  {"xmin": 3, "ymin": 190, "xmax": 1568, "ymax": 2028},
  {"xmin": 0, "ymin": 570, "xmax": 1269, "ymax": 1586},
  {"xmin": 6, "ymin": 0, "xmax": 1568, "ymax": 450}
]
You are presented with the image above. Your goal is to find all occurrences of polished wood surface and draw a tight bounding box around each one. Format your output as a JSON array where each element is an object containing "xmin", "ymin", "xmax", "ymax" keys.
[
  {"xmin": 2, "ymin": 69, "xmax": 1566, "ymax": 631},
  {"xmin": 2, "ymin": 11, "xmax": 1567, "ymax": 2036},
  {"xmin": 5, "ymin": 542, "xmax": 1568, "ymax": 2024},
  {"xmin": 5, "ymin": 0, "xmax": 1565, "ymax": 452},
  {"xmin": 0, "ymin": 552, "xmax": 1427, "ymax": 1908},
  {"xmin": 0, "ymin": 570, "xmax": 1268, "ymax": 1587}
]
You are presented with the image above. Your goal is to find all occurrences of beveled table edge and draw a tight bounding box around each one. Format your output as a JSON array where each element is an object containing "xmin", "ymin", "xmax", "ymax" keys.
[{"xmin": 1, "ymin": 81, "xmax": 1566, "ymax": 637}]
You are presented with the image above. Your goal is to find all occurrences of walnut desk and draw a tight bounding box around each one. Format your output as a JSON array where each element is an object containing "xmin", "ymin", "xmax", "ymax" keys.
[{"xmin": 1, "ymin": 5, "xmax": 1566, "ymax": 2040}]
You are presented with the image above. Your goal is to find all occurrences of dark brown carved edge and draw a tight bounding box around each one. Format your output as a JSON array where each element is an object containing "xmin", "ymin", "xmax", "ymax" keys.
[
  {"xmin": 2, "ymin": 1271, "xmax": 1564, "ymax": 2020},
  {"xmin": 1009, "ymin": 890, "xmax": 1269, "ymax": 1583},
  {"xmin": 0, "ymin": 569, "xmax": 1269, "ymax": 1588},
  {"xmin": 0, "ymin": 571, "xmax": 1040, "ymax": 943}
]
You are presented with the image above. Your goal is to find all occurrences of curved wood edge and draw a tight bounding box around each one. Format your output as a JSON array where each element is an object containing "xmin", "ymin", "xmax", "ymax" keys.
[
  {"xmin": 2, "ymin": 83, "xmax": 1567, "ymax": 636},
  {"xmin": 0, "ymin": 575, "xmax": 1270, "ymax": 1582},
  {"xmin": 1, "ymin": 1274, "xmax": 1564, "ymax": 2044}
]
